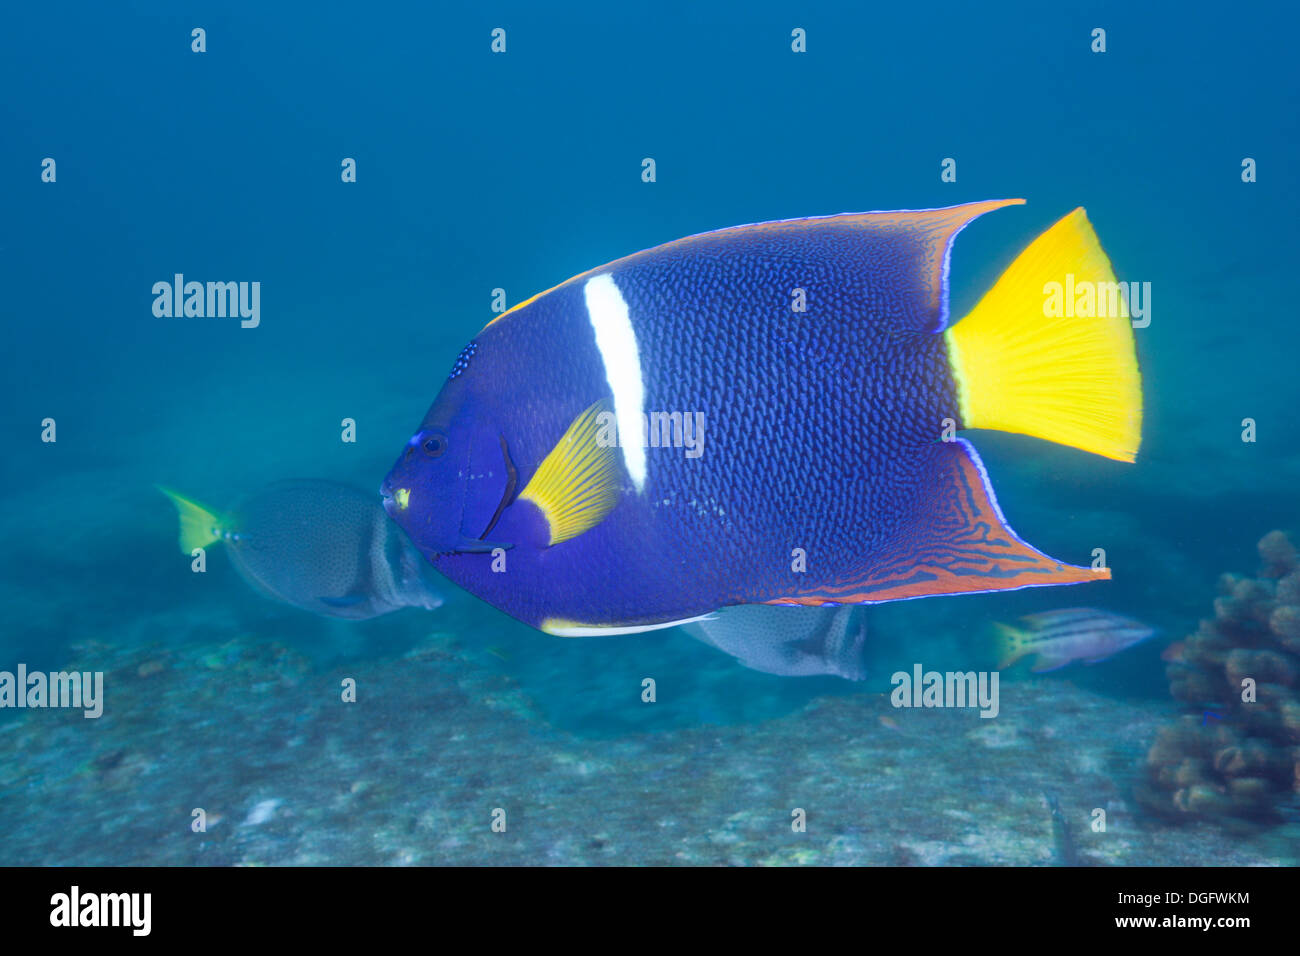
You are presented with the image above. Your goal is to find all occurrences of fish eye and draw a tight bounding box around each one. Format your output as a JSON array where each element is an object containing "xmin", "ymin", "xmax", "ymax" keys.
[{"xmin": 422, "ymin": 433, "xmax": 448, "ymax": 458}]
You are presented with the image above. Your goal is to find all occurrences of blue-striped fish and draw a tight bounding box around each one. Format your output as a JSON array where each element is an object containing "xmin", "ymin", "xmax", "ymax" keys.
[{"xmin": 996, "ymin": 608, "xmax": 1154, "ymax": 672}]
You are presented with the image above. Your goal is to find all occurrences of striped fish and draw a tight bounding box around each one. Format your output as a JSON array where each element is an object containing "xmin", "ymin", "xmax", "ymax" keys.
[{"xmin": 996, "ymin": 608, "xmax": 1154, "ymax": 672}]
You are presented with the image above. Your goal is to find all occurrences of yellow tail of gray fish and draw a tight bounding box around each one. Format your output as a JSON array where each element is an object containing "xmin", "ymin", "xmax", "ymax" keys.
[{"xmin": 159, "ymin": 481, "xmax": 444, "ymax": 620}]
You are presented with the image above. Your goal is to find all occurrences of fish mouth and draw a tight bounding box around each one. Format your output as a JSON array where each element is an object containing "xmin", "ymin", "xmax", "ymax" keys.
[{"xmin": 380, "ymin": 483, "xmax": 410, "ymax": 515}]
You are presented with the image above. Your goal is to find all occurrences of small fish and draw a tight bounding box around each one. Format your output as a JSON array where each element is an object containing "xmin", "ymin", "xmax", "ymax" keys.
[
  {"xmin": 1160, "ymin": 640, "xmax": 1186, "ymax": 662},
  {"xmin": 996, "ymin": 608, "xmax": 1154, "ymax": 672},
  {"xmin": 382, "ymin": 201, "xmax": 1141, "ymax": 635},
  {"xmin": 159, "ymin": 480, "xmax": 444, "ymax": 620},
  {"xmin": 1043, "ymin": 790, "xmax": 1081, "ymax": 867},
  {"xmin": 686, "ymin": 605, "xmax": 867, "ymax": 679}
]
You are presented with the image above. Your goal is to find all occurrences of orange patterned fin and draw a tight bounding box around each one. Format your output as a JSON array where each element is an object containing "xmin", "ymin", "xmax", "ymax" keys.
[
  {"xmin": 836, "ymin": 199, "xmax": 1025, "ymax": 324},
  {"xmin": 483, "ymin": 200, "xmax": 1024, "ymax": 332},
  {"xmin": 762, "ymin": 439, "xmax": 1107, "ymax": 607}
]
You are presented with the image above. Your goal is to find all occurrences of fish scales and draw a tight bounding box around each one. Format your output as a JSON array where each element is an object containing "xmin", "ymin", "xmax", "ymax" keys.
[{"xmin": 416, "ymin": 221, "xmax": 960, "ymax": 626}]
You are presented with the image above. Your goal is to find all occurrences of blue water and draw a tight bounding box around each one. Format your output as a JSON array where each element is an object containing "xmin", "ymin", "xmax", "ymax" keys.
[{"xmin": 3, "ymin": 2, "xmax": 1299, "ymax": 863}]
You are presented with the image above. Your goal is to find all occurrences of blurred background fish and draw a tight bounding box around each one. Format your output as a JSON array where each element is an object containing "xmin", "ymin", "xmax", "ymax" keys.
[
  {"xmin": 686, "ymin": 605, "xmax": 867, "ymax": 680},
  {"xmin": 997, "ymin": 608, "xmax": 1154, "ymax": 672},
  {"xmin": 159, "ymin": 480, "xmax": 444, "ymax": 620},
  {"xmin": 1042, "ymin": 790, "xmax": 1082, "ymax": 866}
]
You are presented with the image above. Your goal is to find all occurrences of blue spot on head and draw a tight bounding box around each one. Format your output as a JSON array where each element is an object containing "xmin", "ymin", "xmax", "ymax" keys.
[{"xmin": 448, "ymin": 341, "xmax": 478, "ymax": 380}]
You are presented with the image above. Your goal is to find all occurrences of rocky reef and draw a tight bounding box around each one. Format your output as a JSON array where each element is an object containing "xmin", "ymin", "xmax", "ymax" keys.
[
  {"xmin": 3, "ymin": 618, "xmax": 1294, "ymax": 865},
  {"xmin": 1137, "ymin": 531, "xmax": 1300, "ymax": 821}
]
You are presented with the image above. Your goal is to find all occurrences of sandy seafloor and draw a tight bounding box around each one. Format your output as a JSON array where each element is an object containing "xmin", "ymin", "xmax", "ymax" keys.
[
  {"xmin": 3, "ymin": 614, "xmax": 1296, "ymax": 867},
  {"xmin": 4, "ymin": 0, "xmax": 1300, "ymax": 869},
  {"xmin": 5, "ymin": 397, "xmax": 1299, "ymax": 866}
]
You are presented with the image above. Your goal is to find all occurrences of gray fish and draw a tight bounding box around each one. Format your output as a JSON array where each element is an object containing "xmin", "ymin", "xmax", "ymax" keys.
[
  {"xmin": 159, "ymin": 480, "xmax": 444, "ymax": 620},
  {"xmin": 686, "ymin": 605, "xmax": 867, "ymax": 680},
  {"xmin": 1043, "ymin": 790, "xmax": 1081, "ymax": 867},
  {"xmin": 997, "ymin": 608, "xmax": 1154, "ymax": 672}
]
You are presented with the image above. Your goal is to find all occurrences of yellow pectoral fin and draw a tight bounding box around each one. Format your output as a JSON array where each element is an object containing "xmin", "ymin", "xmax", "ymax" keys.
[
  {"xmin": 156, "ymin": 486, "xmax": 223, "ymax": 553},
  {"xmin": 517, "ymin": 399, "xmax": 621, "ymax": 546},
  {"xmin": 945, "ymin": 207, "xmax": 1142, "ymax": 463}
]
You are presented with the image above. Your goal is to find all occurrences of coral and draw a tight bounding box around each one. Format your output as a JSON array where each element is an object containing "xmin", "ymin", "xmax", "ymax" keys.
[{"xmin": 1137, "ymin": 531, "xmax": 1300, "ymax": 822}]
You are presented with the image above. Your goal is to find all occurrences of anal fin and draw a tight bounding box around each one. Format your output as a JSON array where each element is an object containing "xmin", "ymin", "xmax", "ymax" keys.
[{"xmin": 763, "ymin": 440, "xmax": 1106, "ymax": 606}]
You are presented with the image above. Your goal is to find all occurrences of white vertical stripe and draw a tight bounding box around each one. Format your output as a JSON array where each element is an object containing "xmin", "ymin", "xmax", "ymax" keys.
[{"xmin": 583, "ymin": 273, "xmax": 646, "ymax": 491}]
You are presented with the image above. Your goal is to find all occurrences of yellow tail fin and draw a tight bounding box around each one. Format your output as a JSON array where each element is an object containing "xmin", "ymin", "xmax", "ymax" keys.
[
  {"xmin": 994, "ymin": 622, "xmax": 1028, "ymax": 669},
  {"xmin": 944, "ymin": 208, "xmax": 1142, "ymax": 462},
  {"xmin": 156, "ymin": 486, "xmax": 224, "ymax": 553}
]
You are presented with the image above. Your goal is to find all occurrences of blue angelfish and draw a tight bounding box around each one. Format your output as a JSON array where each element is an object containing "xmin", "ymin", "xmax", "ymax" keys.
[{"xmin": 382, "ymin": 201, "xmax": 1142, "ymax": 635}]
